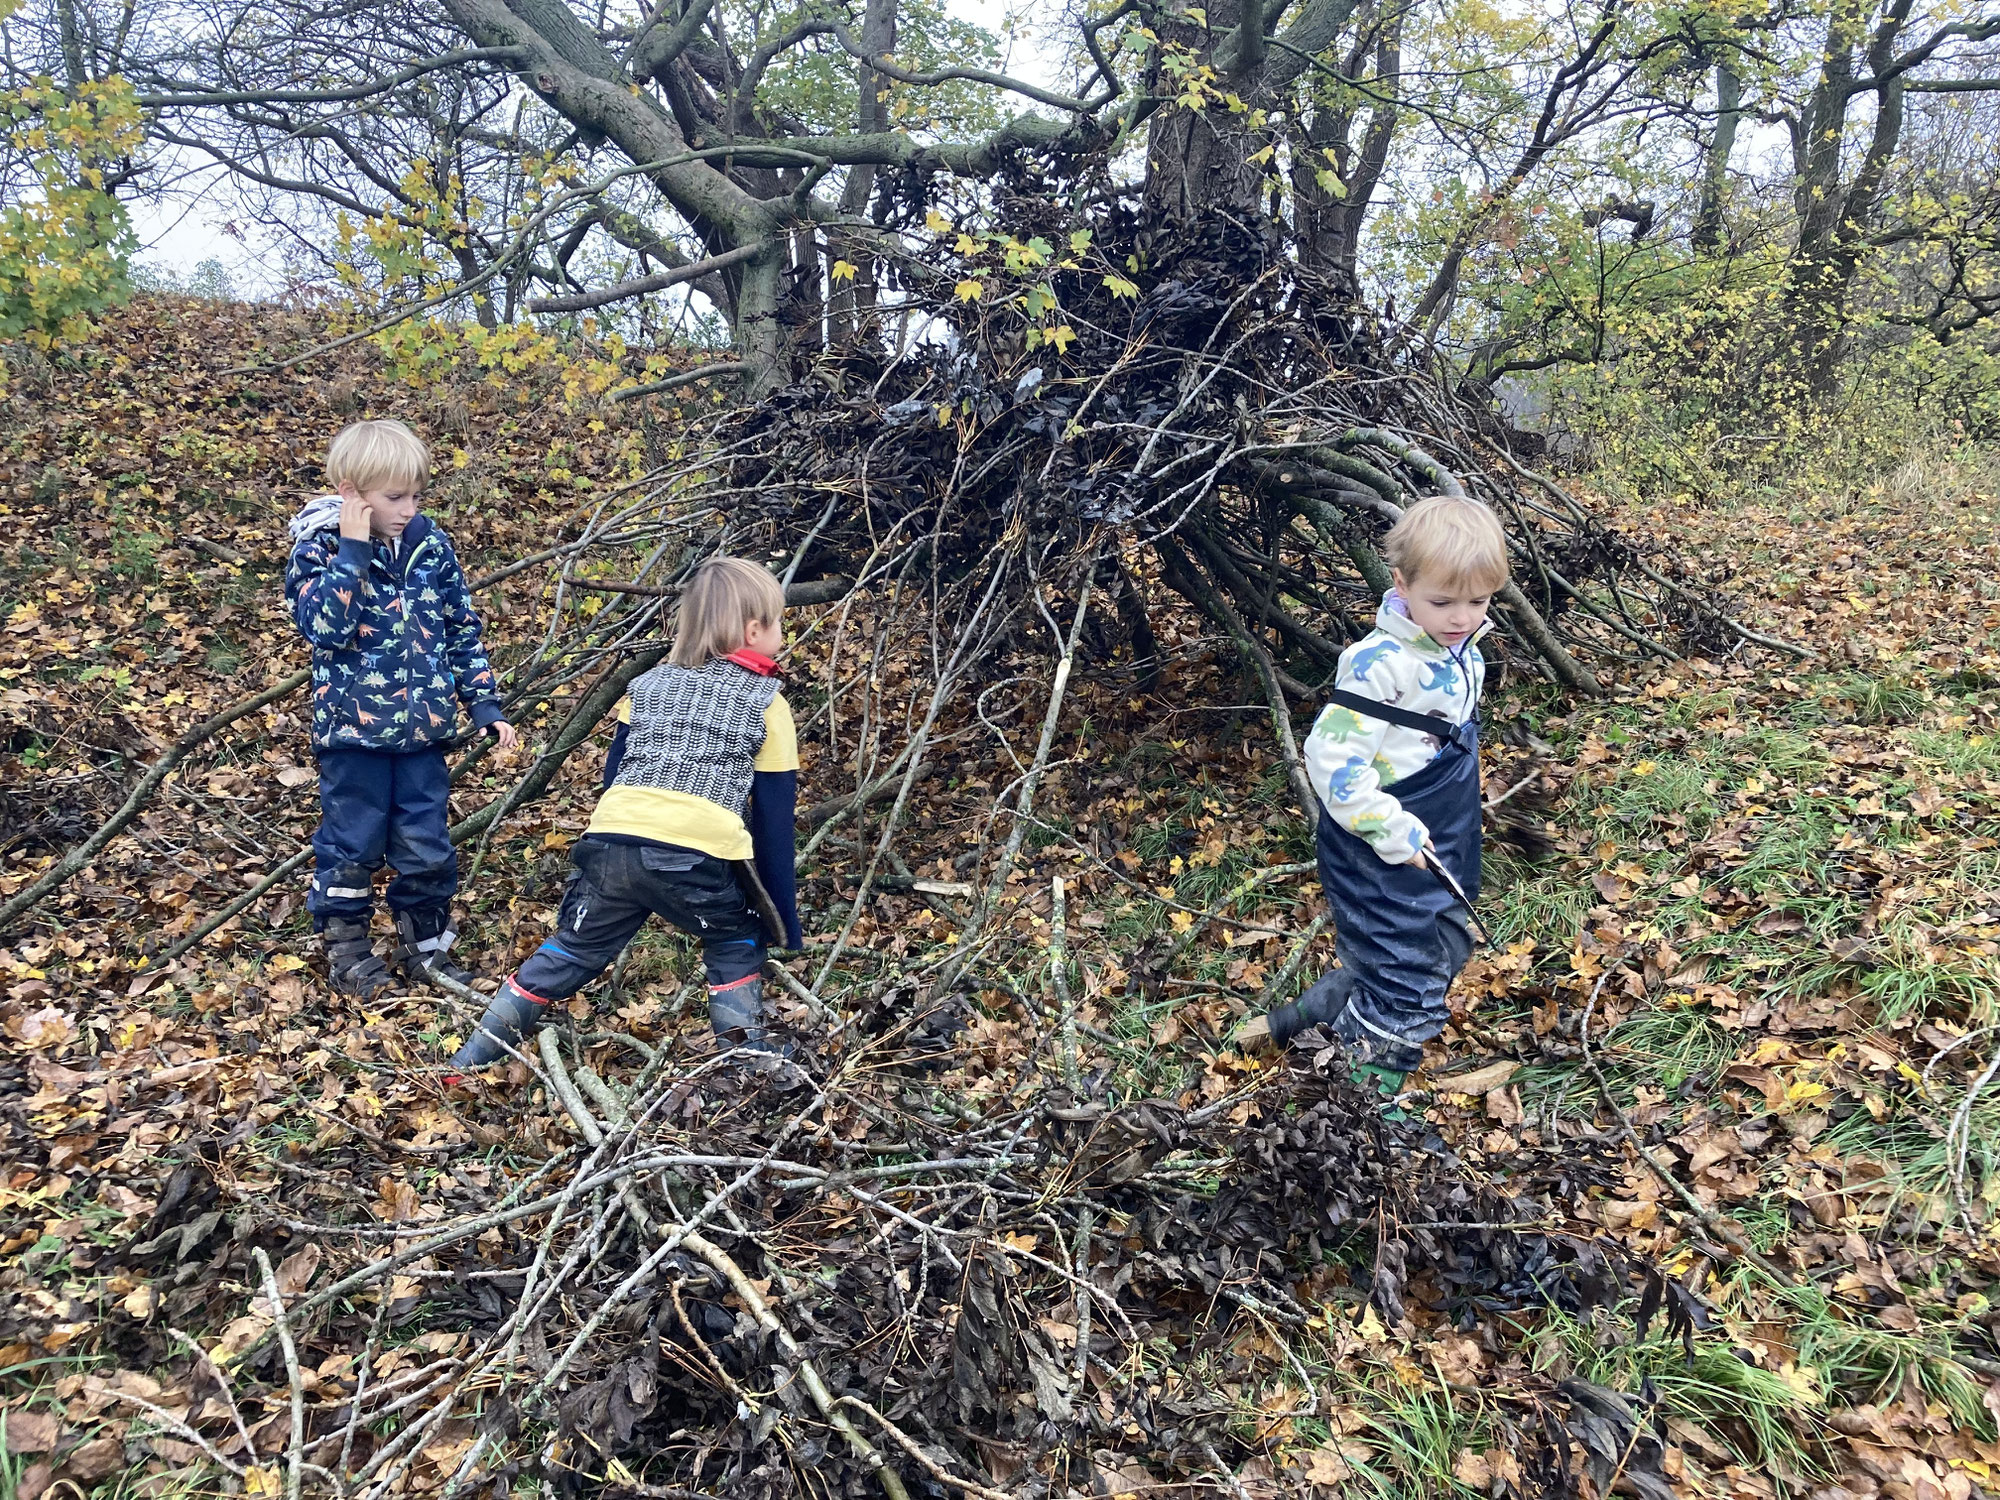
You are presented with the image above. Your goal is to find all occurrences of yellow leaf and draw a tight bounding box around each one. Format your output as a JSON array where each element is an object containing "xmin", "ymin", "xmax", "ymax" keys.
[
  {"xmin": 924, "ymin": 209, "xmax": 952, "ymax": 232},
  {"xmin": 954, "ymin": 279, "xmax": 984, "ymax": 302},
  {"xmin": 244, "ymin": 1467, "xmax": 282, "ymax": 1497},
  {"xmin": 1356, "ymin": 1304, "xmax": 1387, "ymax": 1344},
  {"xmin": 1782, "ymin": 1079, "xmax": 1829, "ymax": 1111},
  {"xmin": 1776, "ymin": 1361, "xmax": 1822, "ymax": 1405},
  {"xmin": 831, "ymin": 259, "xmax": 858, "ymax": 283}
]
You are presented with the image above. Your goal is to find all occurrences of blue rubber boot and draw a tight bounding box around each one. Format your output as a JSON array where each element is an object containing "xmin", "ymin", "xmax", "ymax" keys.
[{"xmin": 451, "ymin": 977, "xmax": 549, "ymax": 1068}]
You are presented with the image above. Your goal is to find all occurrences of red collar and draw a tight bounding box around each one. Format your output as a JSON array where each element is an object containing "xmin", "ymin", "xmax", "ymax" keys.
[{"xmin": 724, "ymin": 648, "xmax": 779, "ymax": 676}]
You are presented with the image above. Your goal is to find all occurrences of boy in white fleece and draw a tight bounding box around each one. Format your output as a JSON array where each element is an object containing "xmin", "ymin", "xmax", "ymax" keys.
[{"xmin": 1258, "ymin": 496, "xmax": 1509, "ymax": 1102}]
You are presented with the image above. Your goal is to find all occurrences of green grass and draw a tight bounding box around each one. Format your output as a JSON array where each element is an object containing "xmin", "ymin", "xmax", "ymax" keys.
[
  {"xmin": 1827, "ymin": 669, "xmax": 1933, "ymax": 726},
  {"xmin": 1517, "ymin": 1002, "xmax": 1738, "ymax": 1118},
  {"xmin": 1333, "ymin": 1384, "xmax": 1498, "ymax": 1499},
  {"xmin": 1484, "ymin": 843, "xmax": 1592, "ymax": 953},
  {"xmin": 1853, "ymin": 920, "xmax": 2000, "ymax": 1025},
  {"xmin": 1600, "ymin": 753, "xmax": 1715, "ymax": 835}
]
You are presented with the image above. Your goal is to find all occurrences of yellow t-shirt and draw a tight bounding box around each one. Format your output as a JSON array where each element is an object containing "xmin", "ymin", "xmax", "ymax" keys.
[{"xmin": 587, "ymin": 692, "xmax": 797, "ymax": 859}]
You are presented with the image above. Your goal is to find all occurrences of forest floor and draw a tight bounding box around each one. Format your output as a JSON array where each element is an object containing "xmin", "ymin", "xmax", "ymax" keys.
[{"xmin": 3, "ymin": 297, "xmax": 2000, "ymax": 1500}]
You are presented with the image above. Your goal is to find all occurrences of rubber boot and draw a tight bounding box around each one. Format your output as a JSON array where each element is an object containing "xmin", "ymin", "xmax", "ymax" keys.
[
  {"xmin": 451, "ymin": 977, "xmax": 549, "ymax": 1068},
  {"xmin": 1263, "ymin": 968, "xmax": 1355, "ymax": 1047},
  {"xmin": 707, "ymin": 973, "xmax": 789, "ymax": 1053},
  {"xmin": 321, "ymin": 917, "xmax": 393, "ymax": 1000},
  {"xmin": 392, "ymin": 909, "xmax": 480, "ymax": 990},
  {"xmin": 708, "ymin": 973, "xmax": 804, "ymax": 1088}
]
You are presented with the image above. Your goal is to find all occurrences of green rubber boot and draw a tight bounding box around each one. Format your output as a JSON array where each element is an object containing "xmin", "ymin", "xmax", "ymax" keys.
[{"xmin": 1352, "ymin": 1062, "xmax": 1411, "ymax": 1121}]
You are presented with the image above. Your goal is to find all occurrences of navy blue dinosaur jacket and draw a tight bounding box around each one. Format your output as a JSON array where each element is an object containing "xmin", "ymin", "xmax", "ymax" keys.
[{"xmin": 284, "ymin": 503, "xmax": 505, "ymax": 752}]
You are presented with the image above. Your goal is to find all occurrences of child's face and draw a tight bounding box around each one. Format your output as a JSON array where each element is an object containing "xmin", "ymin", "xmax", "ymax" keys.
[
  {"xmin": 338, "ymin": 478, "xmax": 422, "ymax": 539},
  {"xmin": 1393, "ymin": 568, "xmax": 1494, "ymax": 649},
  {"xmin": 743, "ymin": 614, "xmax": 785, "ymax": 657}
]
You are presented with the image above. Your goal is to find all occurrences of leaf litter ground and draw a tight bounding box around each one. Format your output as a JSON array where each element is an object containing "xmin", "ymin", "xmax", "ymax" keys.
[{"xmin": 3, "ymin": 300, "xmax": 2000, "ymax": 1499}]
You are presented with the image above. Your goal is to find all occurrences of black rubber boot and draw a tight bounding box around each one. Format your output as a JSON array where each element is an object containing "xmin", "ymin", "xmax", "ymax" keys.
[
  {"xmin": 392, "ymin": 909, "xmax": 480, "ymax": 990},
  {"xmin": 1264, "ymin": 968, "xmax": 1355, "ymax": 1047},
  {"xmin": 321, "ymin": 917, "xmax": 393, "ymax": 1000},
  {"xmin": 451, "ymin": 977, "xmax": 549, "ymax": 1068}
]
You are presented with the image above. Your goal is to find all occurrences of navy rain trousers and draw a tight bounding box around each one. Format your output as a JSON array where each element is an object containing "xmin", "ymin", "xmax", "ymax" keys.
[{"xmin": 1313, "ymin": 718, "xmax": 1481, "ymax": 1071}]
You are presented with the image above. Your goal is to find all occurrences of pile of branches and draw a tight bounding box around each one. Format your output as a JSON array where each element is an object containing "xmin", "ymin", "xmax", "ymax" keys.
[
  {"xmin": 676, "ymin": 205, "xmax": 1759, "ymax": 712},
  {"xmin": 127, "ymin": 1008, "xmax": 1707, "ymax": 1500}
]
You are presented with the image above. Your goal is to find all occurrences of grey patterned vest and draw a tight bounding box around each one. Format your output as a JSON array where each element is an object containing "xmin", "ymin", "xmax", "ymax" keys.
[{"xmin": 614, "ymin": 657, "xmax": 781, "ymax": 815}]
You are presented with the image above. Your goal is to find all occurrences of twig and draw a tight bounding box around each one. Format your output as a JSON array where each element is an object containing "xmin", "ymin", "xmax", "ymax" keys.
[
  {"xmin": 609, "ymin": 361, "xmax": 755, "ymax": 402},
  {"xmin": 524, "ymin": 1036, "xmax": 911, "ymax": 1500},
  {"xmin": 253, "ymin": 1247, "xmax": 308, "ymax": 1500},
  {"xmin": 679, "ymin": 1227, "xmax": 913, "ymax": 1500},
  {"xmin": 1946, "ymin": 1037, "xmax": 2000, "ymax": 1232},
  {"xmin": 1052, "ymin": 876, "xmax": 1097, "ymax": 1412},
  {"xmin": 1200, "ymin": 1441, "xmax": 1255, "ymax": 1500},
  {"xmin": 158, "ymin": 849, "xmax": 314, "ymax": 962},
  {"xmin": 835, "ymin": 1398, "xmax": 1015, "ymax": 1500},
  {"xmin": 179, "ymin": 534, "xmax": 248, "ymax": 566}
]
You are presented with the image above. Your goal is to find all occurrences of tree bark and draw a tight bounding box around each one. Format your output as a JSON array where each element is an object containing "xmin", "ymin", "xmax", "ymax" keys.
[
  {"xmin": 1779, "ymin": 0, "xmax": 1913, "ymax": 394},
  {"xmin": 439, "ymin": 0, "xmax": 788, "ymax": 386},
  {"xmin": 1142, "ymin": 0, "xmax": 1269, "ymax": 223}
]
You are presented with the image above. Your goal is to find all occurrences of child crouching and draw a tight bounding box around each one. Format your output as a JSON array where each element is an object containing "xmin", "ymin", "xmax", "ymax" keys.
[
  {"xmin": 452, "ymin": 556, "xmax": 802, "ymax": 1070},
  {"xmin": 1257, "ymin": 496, "xmax": 1508, "ymax": 1105}
]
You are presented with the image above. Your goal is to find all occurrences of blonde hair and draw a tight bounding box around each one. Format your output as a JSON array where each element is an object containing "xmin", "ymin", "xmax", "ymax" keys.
[
  {"xmin": 1383, "ymin": 495, "xmax": 1510, "ymax": 593},
  {"xmin": 671, "ymin": 555, "xmax": 787, "ymax": 668},
  {"xmin": 327, "ymin": 419, "xmax": 430, "ymax": 493}
]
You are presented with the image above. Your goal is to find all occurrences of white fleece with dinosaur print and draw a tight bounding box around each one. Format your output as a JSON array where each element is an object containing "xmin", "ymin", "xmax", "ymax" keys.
[{"xmin": 1302, "ymin": 592, "xmax": 1490, "ymax": 865}]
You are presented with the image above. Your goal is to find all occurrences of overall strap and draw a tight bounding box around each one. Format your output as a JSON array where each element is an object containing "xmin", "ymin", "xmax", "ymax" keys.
[{"xmin": 1325, "ymin": 689, "xmax": 1478, "ymax": 753}]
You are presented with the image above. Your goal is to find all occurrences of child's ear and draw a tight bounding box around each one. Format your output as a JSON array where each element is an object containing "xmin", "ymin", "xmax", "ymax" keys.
[
  {"xmin": 336, "ymin": 480, "xmax": 359, "ymax": 500},
  {"xmin": 1390, "ymin": 568, "xmax": 1408, "ymax": 594}
]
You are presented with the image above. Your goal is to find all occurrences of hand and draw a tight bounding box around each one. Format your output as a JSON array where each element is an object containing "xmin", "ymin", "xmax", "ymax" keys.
[
  {"xmin": 488, "ymin": 721, "xmax": 519, "ymax": 752},
  {"xmin": 1410, "ymin": 847, "xmax": 1429, "ymax": 871},
  {"xmin": 338, "ymin": 490, "xmax": 374, "ymax": 541}
]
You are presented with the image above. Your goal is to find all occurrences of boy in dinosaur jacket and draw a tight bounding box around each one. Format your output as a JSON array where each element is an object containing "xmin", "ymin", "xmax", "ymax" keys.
[
  {"xmin": 1254, "ymin": 495, "xmax": 1508, "ymax": 1104},
  {"xmin": 285, "ymin": 419, "xmax": 517, "ymax": 998}
]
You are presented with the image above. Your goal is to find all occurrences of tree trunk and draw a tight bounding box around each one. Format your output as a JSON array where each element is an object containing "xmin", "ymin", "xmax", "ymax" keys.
[
  {"xmin": 1691, "ymin": 62, "xmax": 1739, "ymax": 253},
  {"xmin": 1778, "ymin": 0, "xmax": 1909, "ymax": 396},
  {"xmin": 828, "ymin": 0, "xmax": 895, "ymax": 346},
  {"xmin": 440, "ymin": 0, "xmax": 790, "ymax": 389},
  {"xmin": 1297, "ymin": 11, "xmax": 1400, "ymax": 280},
  {"xmin": 1142, "ymin": 0, "xmax": 1270, "ymax": 223}
]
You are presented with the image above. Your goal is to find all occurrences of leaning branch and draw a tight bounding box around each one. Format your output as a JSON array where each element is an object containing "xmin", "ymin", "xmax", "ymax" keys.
[{"xmin": 0, "ymin": 668, "xmax": 309, "ymax": 934}]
